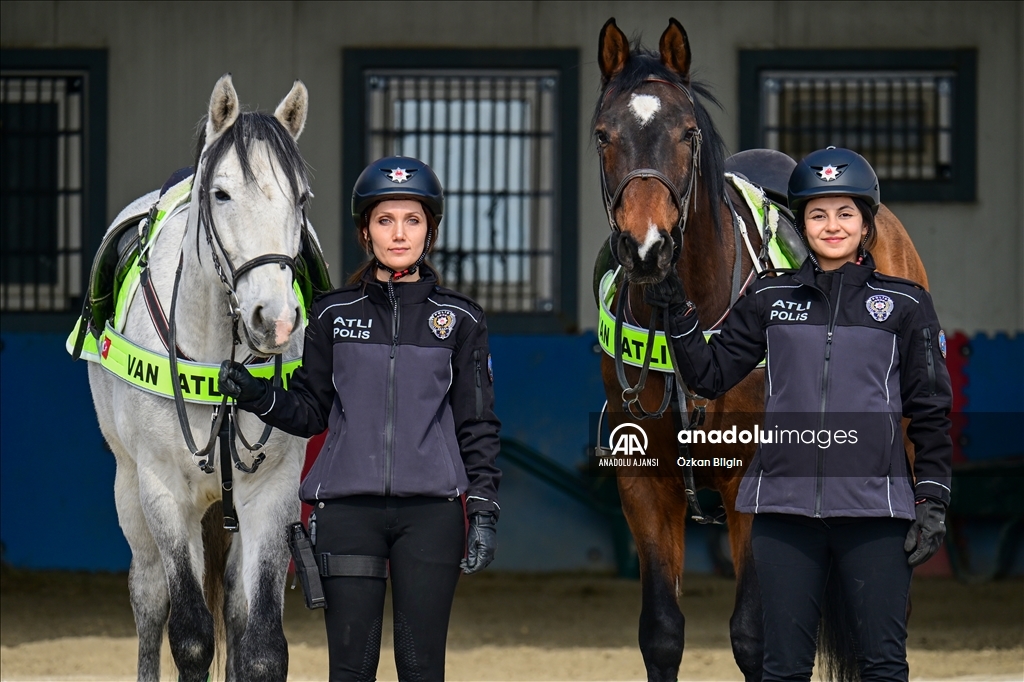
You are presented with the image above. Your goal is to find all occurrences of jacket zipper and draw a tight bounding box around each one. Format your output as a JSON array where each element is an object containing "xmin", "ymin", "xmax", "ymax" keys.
[
  {"xmin": 473, "ymin": 350, "xmax": 483, "ymax": 419},
  {"xmin": 384, "ymin": 294, "xmax": 401, "ymax": 496},
  {"xmin": 814, "ymin": 273, "xmax": 843, "ymax": 518},
  {"xmin": 923, "ymin": 327, "xmax": 937, "ymax": 395}
]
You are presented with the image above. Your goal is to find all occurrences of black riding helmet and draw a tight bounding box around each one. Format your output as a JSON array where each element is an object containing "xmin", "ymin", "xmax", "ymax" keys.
[
  {"xmin": 788, "ymin": 147, "xmax": 880, "ymax": 218},
  {"xmin": 351, "ymin": 155, "xmax": 444, "ymax": 227}
]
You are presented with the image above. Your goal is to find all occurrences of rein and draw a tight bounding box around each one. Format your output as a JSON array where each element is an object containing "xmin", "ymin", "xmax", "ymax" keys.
[
  {"xmin": 599, "ymin": 76, "xmax": 703, "ymax": 419},
  {"xmin": 596, "ymin": 76, "xmax": 727, "ymax": 525},
  {"xmin": 137, "ymin": 155, "xmax": 308, "ymax": 530}
]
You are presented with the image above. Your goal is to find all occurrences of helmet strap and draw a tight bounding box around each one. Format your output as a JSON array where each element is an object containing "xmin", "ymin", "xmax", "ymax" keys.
[{"xmin": 373, "ymin": 225, "xmax": 433, "ymax": 307}]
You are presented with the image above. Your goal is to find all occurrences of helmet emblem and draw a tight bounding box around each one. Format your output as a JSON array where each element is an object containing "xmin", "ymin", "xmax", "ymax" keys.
[
  {"xmin": 815, "ymin": 164, "xmax": 848, "ymax": 182},
  {"xmin": 866, "ymin": 294, "xmax": 894, "ymax": 322},
  {"xmin": 429, "ymin": 309, "xmax": 456, "ymax": 339},
  {"xmin": 384, "ymin": 167, "xmax": 416, "ymax": 183}
]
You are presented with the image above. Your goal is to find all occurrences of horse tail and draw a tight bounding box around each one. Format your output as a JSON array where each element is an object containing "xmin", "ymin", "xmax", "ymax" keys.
[
  {"xmin": 817, "ymin": 560, "xmax": 860, "ymax": 682},
  {"xmin": 202, "ymin": 501, "xmax": 231, "ymax": 667}
]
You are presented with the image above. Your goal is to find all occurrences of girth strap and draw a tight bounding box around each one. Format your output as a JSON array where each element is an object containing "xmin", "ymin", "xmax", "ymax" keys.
[{"xmin": 319, "ymin": 554, "xmax": 389, "ymax": 579}]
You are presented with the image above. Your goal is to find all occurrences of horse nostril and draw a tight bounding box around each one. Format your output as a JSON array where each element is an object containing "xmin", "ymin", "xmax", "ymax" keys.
[
  {"xmin": 251, "ymin": 305, "xmax": 267, "ymax": 332},
  {"xmin": 293, "ymin": 307, "xmax": 301, "ymax": 333}
]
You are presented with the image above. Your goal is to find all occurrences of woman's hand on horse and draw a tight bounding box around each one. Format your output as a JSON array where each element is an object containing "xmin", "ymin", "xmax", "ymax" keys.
[
  {"xmin": 644, "ymin": 269, "xmax": 688, "ymax": 311},
  {"xmin": 904, "ymin": 497, "xmax": 947, "ymax": 567},
  {"xmin": 218, "ymin": 360, "xmax": 268, "ymax": 404},
  {"xmin": 460, "ymin": 512, "xmax": 497, "ymax": 574}
]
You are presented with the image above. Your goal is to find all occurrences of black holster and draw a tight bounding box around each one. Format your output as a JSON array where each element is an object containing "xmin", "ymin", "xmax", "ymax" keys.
[{"xmin": 288, "ymin": 522, "xmax": 326, "ymax": 610}]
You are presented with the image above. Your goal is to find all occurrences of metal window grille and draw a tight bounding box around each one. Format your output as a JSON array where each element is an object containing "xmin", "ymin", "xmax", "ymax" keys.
[
  {"xmin": 0, "ymin": 73, "xmax": 85, "ymax": 311},
  {"xmin": 365, "ymin": 70, "xmax": 559, "ymax": 313},
  {"xmin": 759, "ymin": 71, "xmax": 956, "ymax": 181}
]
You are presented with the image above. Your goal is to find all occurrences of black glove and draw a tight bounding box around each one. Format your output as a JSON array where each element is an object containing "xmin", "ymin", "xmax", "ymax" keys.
[
  {"xmin": 218, "ymin": 360, "xmax": 268, "ymax": 404},
  {"xmin": 904, "ymin": 498, "xmax": 947, "ymax": 567},
  {"xmin": 643, "ymin": 268, "xmax": 688, "ymax": 312},
  {"xmin": 461, "ymin": 512, "xmax": 497, "ymax": 574}
]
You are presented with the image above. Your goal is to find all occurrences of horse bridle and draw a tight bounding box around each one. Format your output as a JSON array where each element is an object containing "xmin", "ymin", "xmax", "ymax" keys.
[
  {"xmin": 167, "ymin": 151, "xmax": 308, "ymax": 485},
  {"xmin": 598, "ymin": 76, "xmax": 703, "ymax": 419}
]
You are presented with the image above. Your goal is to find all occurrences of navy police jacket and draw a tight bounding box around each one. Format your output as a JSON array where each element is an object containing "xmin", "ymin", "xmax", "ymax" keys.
[
  {"xmin": 668, "ymin": 253, "xmax": 952, "ymax": 520},
  {"xmin": 243, "ymin": 269, "xmax": 501, "ymax": 517}
]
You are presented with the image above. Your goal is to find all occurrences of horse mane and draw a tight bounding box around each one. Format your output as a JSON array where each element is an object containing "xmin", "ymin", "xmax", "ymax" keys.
[
  {"xmin": 195, "ymin": 111, "xmax": 310, "ymax": 225},
  {"xmin": 594, "ymin": 49, "xmax": 727, "ymax": 237}
]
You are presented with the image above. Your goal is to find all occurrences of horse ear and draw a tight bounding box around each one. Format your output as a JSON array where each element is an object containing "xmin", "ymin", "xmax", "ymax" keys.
[
  {"xmin": 275, "ymin": 80, "xmax": 309, "ymax": 141},
  {"xmin": 659, "ymin": 18, "xmax": 692, "ymax": 83},
  {"xmin": 599, "ymin": 18, "xmax": 630, "ymax": 82},
  {"xmin": 206, "ymin": 74, "xmax": 240, "ymax": 145}
]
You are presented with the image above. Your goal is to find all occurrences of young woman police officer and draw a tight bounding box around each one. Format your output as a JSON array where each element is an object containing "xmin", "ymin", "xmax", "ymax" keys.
[
  {"xmin": 219, "ymin": 156, "xmax": 501, "ymax": 681},
  {"xmin": 646, "ymin": 147, "xmax": 952, "ymax": 681}
]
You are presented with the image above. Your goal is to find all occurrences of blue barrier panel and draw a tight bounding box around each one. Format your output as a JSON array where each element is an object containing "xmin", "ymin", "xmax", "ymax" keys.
[
  {"xmin": 489, "ymin": 332, "xmax": 606, "ymax": 470},
  {"xmin": 963, "ymin": 332, "xmax": 1024, "ymax": 460},
  {"xmin": 487, "ymin": 333, "xmax": 616, "ymax": 571},
  {"xmin": 0, "ymin": 330, "xmax": 722, "ymax": 574},
  {"xmin": 0, "ymin": 333, "xmax": 131, "ymax": 570}
]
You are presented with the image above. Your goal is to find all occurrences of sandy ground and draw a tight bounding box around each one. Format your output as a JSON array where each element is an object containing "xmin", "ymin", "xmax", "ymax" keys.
[{"xmin": 1, "ymin": 568, "xmax": 1021, "ymax": 681}]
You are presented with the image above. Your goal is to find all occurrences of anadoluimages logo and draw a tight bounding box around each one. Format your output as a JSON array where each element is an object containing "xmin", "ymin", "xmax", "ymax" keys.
[{"xmin": 609, "ymin": 423, "xmax": 648, "ymax": 457}]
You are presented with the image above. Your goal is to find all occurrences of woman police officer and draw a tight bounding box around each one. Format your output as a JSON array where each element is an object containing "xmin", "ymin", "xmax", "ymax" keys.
[
  {"xmin": 646, "ymin": 147, "xmax": 952, "ymax": 681},
  {"xmin": 219, "ymin": 156, "xmax": 501, "ymax": 681}
]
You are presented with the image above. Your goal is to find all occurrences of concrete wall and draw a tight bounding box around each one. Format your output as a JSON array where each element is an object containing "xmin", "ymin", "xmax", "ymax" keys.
[{"xmin": 3, "ymin": 0, "xmax": 1021, "ymax": 334}]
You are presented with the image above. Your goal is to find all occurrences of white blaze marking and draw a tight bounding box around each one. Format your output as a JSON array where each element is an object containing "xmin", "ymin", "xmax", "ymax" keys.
[
  {"xmin": 636, "ymin": 221, "xmax": 663, "ymax": 260},
  {"xmin": 629, "ymin": 94, "xmax": 661, "ymax": 126}
]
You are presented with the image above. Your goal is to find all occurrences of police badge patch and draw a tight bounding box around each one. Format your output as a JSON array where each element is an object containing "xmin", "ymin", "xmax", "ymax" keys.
[
  {"xmin": 429, "ymin": 309, "xmax": 456, "ymax": 339},
  {"xmin": 383, "ymin": 167, "xmax": 416, "ymax": 183},
  {"xmin": 938, "ymin": 330, "xmax": 947, "ymax": 358},
  {"xmin": 866, "ymin": 294, "xmax": 894, "ymax": 322},
  {"xmin": 487, "ymin": 353, "xmax": 493, "ymax": 383}
]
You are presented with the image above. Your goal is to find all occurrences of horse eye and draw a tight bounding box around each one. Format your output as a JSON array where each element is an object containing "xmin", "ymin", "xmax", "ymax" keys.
[
  {"xmin": 683, "ymin": 128, "xmax": 696, "ymax": 142},
  {"xmin": 596, "ymin": 130, "xmax": 610, "ymax": 147},
  {"xmin": 214, "ymin": 189, "xmax": 231, "ymax": 202}
]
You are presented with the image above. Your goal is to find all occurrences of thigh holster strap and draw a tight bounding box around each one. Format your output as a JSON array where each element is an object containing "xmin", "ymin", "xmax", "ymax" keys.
[{"xmin": 319, "ymin": 553, "xmax": 389, "ymax": 579}]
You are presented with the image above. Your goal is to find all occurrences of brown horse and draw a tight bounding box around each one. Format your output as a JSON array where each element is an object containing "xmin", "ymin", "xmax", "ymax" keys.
[{"xmin": 594, "ymin": 18, "xmax": 928, "ymax": 682}]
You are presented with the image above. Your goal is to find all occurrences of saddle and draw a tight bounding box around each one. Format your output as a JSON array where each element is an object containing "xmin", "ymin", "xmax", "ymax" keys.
[{"xmin": 80, "ymin": 168, "xmax": 332, "ymax": 340}]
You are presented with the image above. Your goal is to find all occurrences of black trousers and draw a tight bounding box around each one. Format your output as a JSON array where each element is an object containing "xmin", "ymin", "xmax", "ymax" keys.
[
  {"xmin": 313, "ymin": 496, "xmax": 465, "ymax": 682},
  {"xmin": 751, "ymin": 513, "xmax": 914, "ymax": 682}
]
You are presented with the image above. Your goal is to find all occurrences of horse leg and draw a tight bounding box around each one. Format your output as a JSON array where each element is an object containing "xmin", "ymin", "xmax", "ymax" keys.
[
  {"xmin": 232, "ymin": 470, "xmax": 299, "ymax": 681},
  {"xmin": 224, "ymin": 534, "xmax": 248, "ymax": 681},
  {"xmin": 136, "ymin": 463, "xmax": 214, "ymax": 682},
  {"xmin": 620, "ymin": 476, "xmax": 688, "ymax": 682},
  {"xmin": 723, "ymin": 506, "xmax": 763, "ymax": 682},
  {"xmin": 114, "ymin": 455, "xmax": 168, "ymax": 682}
]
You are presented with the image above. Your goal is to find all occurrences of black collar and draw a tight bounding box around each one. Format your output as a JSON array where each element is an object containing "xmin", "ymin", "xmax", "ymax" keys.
[
  {"xmin": 793, "ymin": 251, "xmax": 877, "ymax": 288},
  {"xmin": 361, "ymin": 266, "xmax": 438, "ymax": 305}
]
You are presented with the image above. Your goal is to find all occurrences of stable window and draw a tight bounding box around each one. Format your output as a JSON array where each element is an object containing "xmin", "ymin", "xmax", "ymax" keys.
[
  {"xmin": 344, "ymin": 50, "xmax": 579, "ymax": 333},
  {"xmin": 739, "ymin": 50, "xmax": 976, "ymax": 202},
  {"xmin": 0, "ymin": 50, "xmax": 107, "ymax": 329}
]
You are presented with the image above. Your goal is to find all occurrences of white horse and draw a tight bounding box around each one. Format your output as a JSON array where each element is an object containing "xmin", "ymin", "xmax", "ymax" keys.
[{"xmin": 87, "ymin": 75, "xmax": 312, "ymax": 681}]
